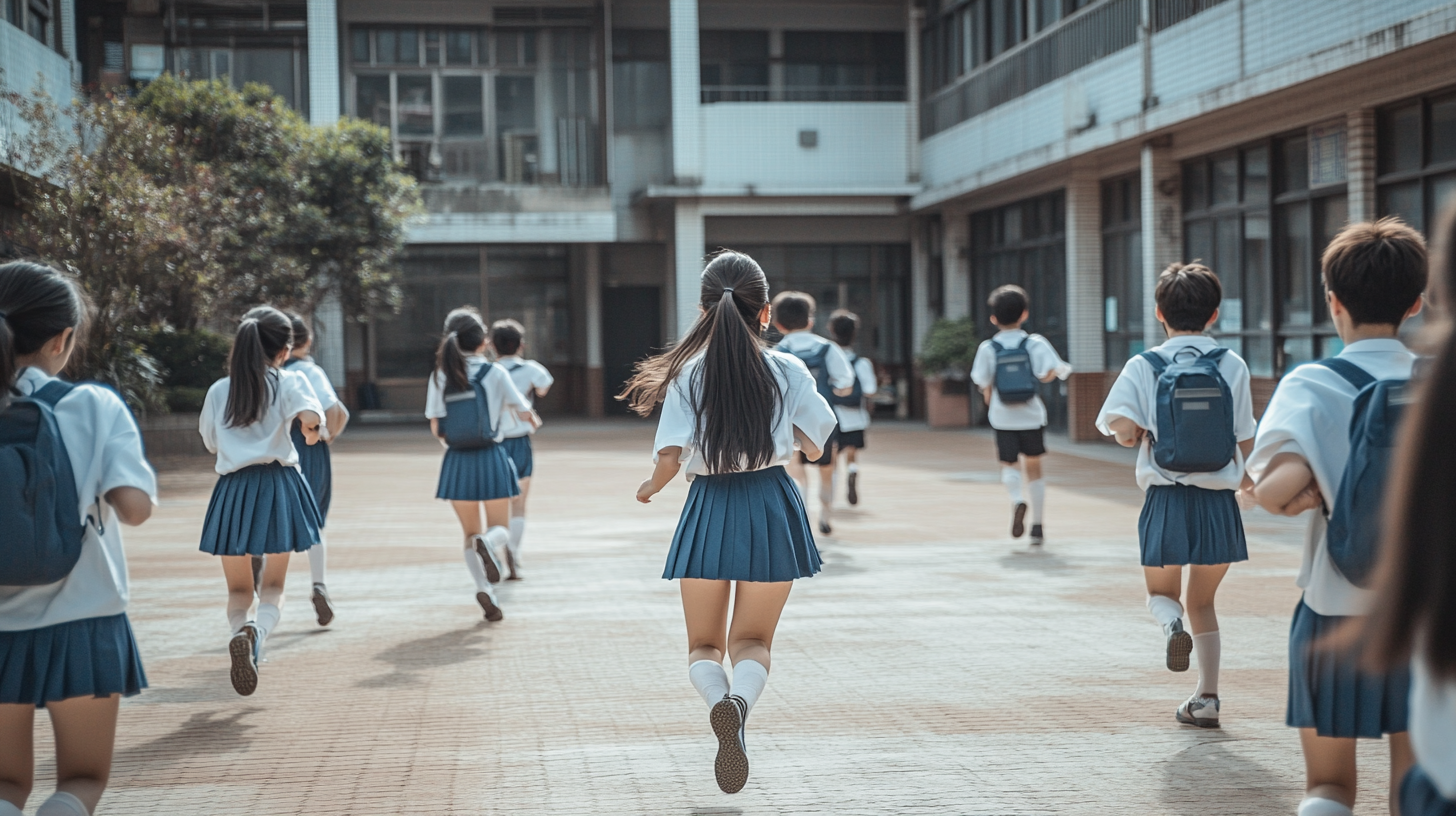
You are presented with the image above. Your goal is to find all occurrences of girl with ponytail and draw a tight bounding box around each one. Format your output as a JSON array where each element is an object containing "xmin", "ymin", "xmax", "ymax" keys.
[
  {"xmin": 425, "ymin": 307, "xmax": 537, "ymax": 623},
  {"xmin": 623, "ymin": 250, "xmax": 838, "ymax": 794},
  {"xmin": 0, "ymin": 262, "xmax": 156, "ymax": 816},
  {"xmin": 197, "ymin": 306, "xmax": 326, "ymax": 696}
]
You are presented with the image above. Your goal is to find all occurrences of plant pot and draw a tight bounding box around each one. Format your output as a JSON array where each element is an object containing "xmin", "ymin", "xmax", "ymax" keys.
[{"xmin": 924, "ymin": 376, "xmax": 970, "ymax": 428}]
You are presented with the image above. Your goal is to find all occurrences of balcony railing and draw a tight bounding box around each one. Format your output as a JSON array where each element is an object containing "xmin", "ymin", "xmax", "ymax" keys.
[{"xmin": 702, "ymin": 85, "xmax": 908, "ymax": 104}]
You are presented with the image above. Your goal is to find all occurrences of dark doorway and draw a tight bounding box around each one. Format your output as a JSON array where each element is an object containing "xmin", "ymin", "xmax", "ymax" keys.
[{"xmin": 601, "ymin": 286, "xmax": 662, "ymax": 415}]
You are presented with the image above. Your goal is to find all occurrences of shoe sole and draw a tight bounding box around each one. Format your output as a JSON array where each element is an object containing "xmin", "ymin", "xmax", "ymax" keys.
[
  {"xmin": 1175, "ymin": 709, "xmax": 1220, "ymax": 728},
  {"xmin": 847, "ymin": 474, "xmax": 859, "ymax": 506},
  {"xmin": 229, "ymin": 631, "xmax": 258, "ymax": 696},
  {"xmin": 475, "ymin": 540, "xmax": 503, "ymax": 584},
  {"xmin": 1167, "ymin": 630, "xmax": 1193, "ymax": 672},
  {"xmin": 503, "ymin": 548, "xmax": 521, "ymax": 581},
  {"xmin": 311, "ymin": 590, "xmax": 335, "ymax": 627},
  {"xmin": 818, "ymin": 522, "xmax": 832, "ymax": 535},
  {"xmin": 1012, "ymin": 503, "xmax": 1028, "ymax": 538},
  {"xmin": 476, "ymin": 591, "xmax": 504, "ymax": 622},
  {"xmin": 710, "ymin": 698, "xmax": 748, "ymax": 794}
]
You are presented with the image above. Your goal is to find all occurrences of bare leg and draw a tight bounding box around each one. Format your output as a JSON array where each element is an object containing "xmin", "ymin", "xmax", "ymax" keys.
[
  {"xmin": 817, "ymin": 461, "xmax": 836, "ymax": 529},
  {"xmin": 1143, "ymin": 564, "xmax": 1184, "ymax": 608},
  {"xmin": 1023, "ymin": 455, "xmax": 1043, "ymax": 482},
  {"xmin": 484, "ymin": 498, "xmax": 511, "ymax": 530},
  {"xmin": 787, "ymin": 455, "xmax": 807, "ymax": 495},
  {"xmin": 258, "ymin": 551, "xmax": 291, "ymax": 610},
  {"xmin": 1184, "ymin": 564, "xmax": 1229, "ymax": 635},
  {"xmin": 0, "ymin": 703, "xmax": 35, "ymax": 809},
  {"xmin": 220, "ymin": 556, "xmax": 257, "ymax": 633},
  {"xmin": 726, "ymin": 581, "xmax": 793, "ymax": 670},
  {"xmin": 844, "ymin": 447, "xmax": 859, "ymax": 466},
  {"xmin": 1390, "ymin": 732, "xmax": 1415, "ymax": 815},
  {"xmin": 47, "ymin": 693, "xmax": 121, "ymax": 813},
  {"xmin": 510, "ymin": 477, "xmax": 531, "ymax": 519},
  {"xmin": 450, "ymin": 500, "xmax": 484, "ymax": 540},
  {"xmin": 1300, "ymin": 729, "xmax": 1358, "ymax": 809},
  {"xmin": 680, "ymin": 578, "xmax": 732, "ymax": 665}
]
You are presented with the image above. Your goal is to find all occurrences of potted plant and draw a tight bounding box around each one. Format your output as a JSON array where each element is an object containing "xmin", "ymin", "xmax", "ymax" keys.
[{"xmin": 917, "ymin": 317, "xmax": 978, "ymax": 428}]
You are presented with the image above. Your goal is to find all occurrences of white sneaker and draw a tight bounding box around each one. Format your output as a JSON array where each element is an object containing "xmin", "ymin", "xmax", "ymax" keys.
[{"xmin": 1175, "ymin": 694, "xmax": 1220, "ymax": 728}]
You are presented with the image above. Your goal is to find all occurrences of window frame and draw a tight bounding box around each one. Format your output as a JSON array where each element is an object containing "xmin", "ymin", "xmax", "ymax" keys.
[{"xmin": 1376, "ymin": 89, "xmax": 1456, "ymax": 235}]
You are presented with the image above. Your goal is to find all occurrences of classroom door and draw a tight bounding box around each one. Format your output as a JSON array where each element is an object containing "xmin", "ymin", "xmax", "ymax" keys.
[{"xmin": 601, "ymin": 286, "xmax": 662, "ymax": 415}]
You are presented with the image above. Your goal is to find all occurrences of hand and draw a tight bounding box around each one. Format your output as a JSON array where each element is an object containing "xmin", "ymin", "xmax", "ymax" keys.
[
  {"xmin": 636, "ymin": 478, "xmax": 658, "ymax": 504},
  {"xmin": 528, "ymin": 409, "xmax": 543, "ymax": 430},
  {"xmin": 1235, "ymin": 486, "xmax": 1258, "ymax": 511},
  {"xmin": 301, "ymin": 423, "xmax": 321, "ymax": 446},
  {"xmin": 1279, "ymin": 482, "xmax": 1324, "ymax": 517}
]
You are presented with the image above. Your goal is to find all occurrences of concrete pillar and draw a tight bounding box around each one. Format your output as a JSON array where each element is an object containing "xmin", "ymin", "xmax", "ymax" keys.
[
  {"xmin": 674, "ymin": 200, "xmax": 705, "ymax": 338},
  {"xmin": 942, "ymin": 210, "xmax": 970, "ymax": 320},
  {"xmin": 910, "ymin": 217, "xmax": 932, "ymax": 354},
  {"xmin": 312, "ymin": 295, "xmax": 346, "ymax": 388},
  {"xmin": 669, "ymin": 0, "xmax": 702, "ymax": 184},
  {"xmin": 906, "ymin": 1, "xmax": 922, "ymax": 183},
  {"xmin": 585, "ymin": 243, "xmax": 604, "ymax": 417},
  {"xmin": 1064, "ymin": 169, "xmax": 1105, "ymax": 372},
  {"xmin": 59, "ymin": 0, "xmax": 77, "ymax": 79},
  {"xmin": 1346, "ymin": 109, "xmax": 1377, "ymax": 224},
  {"xmin": 1141, "ymin": 138, "xmax": 1181, "ymax": 350},
  {"xmin": 306, "ymin": 0, "xmax": 340, "ymax": 126}
]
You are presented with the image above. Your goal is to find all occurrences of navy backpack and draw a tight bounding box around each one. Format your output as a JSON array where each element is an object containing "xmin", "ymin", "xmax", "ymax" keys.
[
  {"xmin": 0, "ymin": 380, "xmax": 88, "ymax": 586},
  {"xmin": 780, "ymin": 341, "xmax": 839, "ymax": 406},
  {"xmin": 1139, "ymin": 347, "xmax": 1236, "ymax": 473},
  {"xmin": 992, "ymin": 337, "xmax": 1039, "ymax": 404},
  {"xmin": 441, "ymin": 363, "xmax": 501, "ymax": 450},
  {"xmin": 1320, "ymin": 358, "xmax": 1409, "ymax": 588},
  {"xmin": 830, "ymin": 351, "xmax": 864, "ymax": 408}
]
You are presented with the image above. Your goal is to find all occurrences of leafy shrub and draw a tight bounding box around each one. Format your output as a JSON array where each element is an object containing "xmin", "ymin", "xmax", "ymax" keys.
[
  {"xmin": 144, "ymin": 326, "xmax": 230, "ymax": 389},
  {"xmin": 917, "ymin": 317, "xmax": 979, "ymax": 377}
]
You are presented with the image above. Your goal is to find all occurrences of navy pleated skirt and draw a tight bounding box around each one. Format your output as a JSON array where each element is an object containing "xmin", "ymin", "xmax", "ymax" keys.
[
  {"xmin": 1287, "ymin": 599, "xmax": 1410, "ymax": 737},
  {"xmin": 436, "ymin": 443, "xmax": 521, "ymax": 502},
  {"xmin": 1404, "ymin": 766, "xmax": 1456, "ymax": 816},
  {"xmin": 1138, "ymin": 484, "xmax": 1248, "ymax": 567},
  {"xmin": 0, "ymin": 613, "xmax": 146, "ymax": 707},
  {"xmin": 291, "ymin": 422, "xmax": 332, "ymax": 524},
  {"xmin": 199, "ymin": 462, "xmax": 322, "ymax": 556},
  {"xmin": 500, "ymin": 435, "xmax": 534, "ymax": 479},
  {"xmin": 663, "ymin": 466, "xmax": 821, "ymax": 583}
]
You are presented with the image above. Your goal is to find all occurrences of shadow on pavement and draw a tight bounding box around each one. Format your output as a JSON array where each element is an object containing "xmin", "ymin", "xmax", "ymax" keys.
[
  {"xmin": 356, "ymin": 623, "xmax": 496, "ymax": 689},
  {"xmin": 1160, "ymin": 737, "xmax": 1291, "ymax": 814}
]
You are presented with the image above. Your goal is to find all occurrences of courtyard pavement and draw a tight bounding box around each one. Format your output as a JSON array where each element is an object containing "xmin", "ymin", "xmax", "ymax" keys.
[{"xmin": 24, "ymin": 420, "xmax": 1405, "ymax": 814}]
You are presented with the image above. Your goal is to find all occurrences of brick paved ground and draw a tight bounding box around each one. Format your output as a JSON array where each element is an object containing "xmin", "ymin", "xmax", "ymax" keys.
[{"xmin": 22, "ymin": 421, "xmax": 1404, "ymax": 815}]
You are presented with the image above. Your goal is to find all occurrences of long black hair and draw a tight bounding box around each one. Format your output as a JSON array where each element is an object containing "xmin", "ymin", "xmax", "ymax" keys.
[
  {"xmin": 619, "ymin": 250, "xmax": 779, "ymax": 474},
  {"xmin": 225, "ymin": 306, "xmax": 293, "ymax": 428},
  {"xmin": 437, "ymin": 307, "xmax": 488, "ymax": 394},
  {"xmin": 0, "ymin": 261, "xmax": 87, "ymax": 405},
  {"xmin": 286, "ymin": 312, "xmax": 311, "ymax": 352}
]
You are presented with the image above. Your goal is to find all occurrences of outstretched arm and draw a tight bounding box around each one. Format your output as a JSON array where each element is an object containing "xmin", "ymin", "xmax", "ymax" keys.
[
  {"xmin": 793, "ymin": 426, "xmax": 823, "ymax": 462},
  {"xmin": 638, "ymin": 447, "xmax": 683, "ymax": 503}
]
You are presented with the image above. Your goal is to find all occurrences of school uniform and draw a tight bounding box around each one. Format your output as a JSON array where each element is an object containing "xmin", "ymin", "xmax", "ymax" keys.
[
  {"xmin": 1247, "ymin": 338, "xmax": 1415, "ymax": 739},
  {"xmin": 833, "ymin": 349, "xmax": 878, "ymax": 450},
  {"xmin": 198, "ymin": 369, "xmax": 325, "ymax": 556},
  {"xmin": 1404, "ymin": 652, "xmax": 1456, "ymax": 815},
  {"xmin": 970, "ymin": 329, "xmax": 1069, "ymax": 463},
  {"xmin": 0, "ymin": 367, "xmax": 156, "ymax": 707},
  {"xmin": 496, "ymin": 355, "xmax": 553, "ymax": 479},
  {"xmin": 775, "ymin": 332, "xmax": 853, "ymax": 466},
  {"xmin": 656, "ymin": 350, "xmax": 838, "ymax": 582},
  {"xmin": 425, "ymin": 356, "xmax": 529, "ymax": 501},
  {"xmin": 284, "ymin": 356, "xmax": 338, "ymax": 524},
  {"xmin": 1095, "ymin": 335, "xmax": 1256, "ymax": 567}
]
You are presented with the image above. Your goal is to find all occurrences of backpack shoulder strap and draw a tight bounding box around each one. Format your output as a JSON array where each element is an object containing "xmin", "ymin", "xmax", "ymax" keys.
[
  {"xmin": 31, "ymin": 380, "xmax": 76, "ymax": 407},
  {"xmin": 806, "ymin": 344, "xmax": 830, "ymax": 366},
  {"xmin": 1319, "ymin": 358, "xmax": 1376, "ymax": 391},
  {"xmin": 1138, "ymin": 351, "xmax": 1168, "ymax": 375},
  {"xmin": 470, "ymin": 361, "xmax": 493, "ymax": 385},
  {"xmin": 1202, "ymin": 347, "xmax": 1230, "ymax": 363},
  {"xmin": 1016, "ymin": 336, "xmax": 1032, "ymax": 351}
]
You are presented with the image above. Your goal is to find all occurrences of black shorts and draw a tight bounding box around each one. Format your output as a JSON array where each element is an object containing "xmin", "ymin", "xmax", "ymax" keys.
[
  {"xmin": 995, "ymin": 428, "xmax": 1046, "ymax": 464},
  {"xmin": 800, "ymin": 427, "xmax": 840, "ymax": 466},
  {"xmin": 836, "ymin": 430, "xmax": 866, "ymax": 450}
]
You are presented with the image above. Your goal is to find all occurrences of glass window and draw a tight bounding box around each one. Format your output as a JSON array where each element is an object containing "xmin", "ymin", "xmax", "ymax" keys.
[
  {"xmin": 355, "ymin": 75, "xmax": 390, "ymax": 129},
  {"xmin": 1184, "ymin": 162, "xmax": 1208, "ymax": 212},
  {"xmin": 352, "ymin": 30, "xmax": 370, "ymax": 63},
  {"xmin": 1243, "ymin": 213, "xmax": 1270, "ymax": 331},
  {"xmin": 447, "ymin": 30, "xmax": 474, "ymax": 65},
  {"xmin": 1433, "ymin": 95, "xmax": 1456, "ymax": 167},
  {"xmin": 487, "ymin": 246, "xmax": 572, "ymax": 365},
  {"xmin": 1380, "ymin": 103, "xmax": 1422, "ymax": 175},
  {"xmin": 377, "ymin": 30, "xmax": 398, "ymax": 64},
  {"xmin": 1279, "ymin": 135, "xmax": 1309, "ymax": 194},
  {"xmin": 1212, "ymin": 153, "xmax": 1238, "ymax": 206},
  {"xmin": 425, "ymin": 30, "xmax": 442, "ymax": 65},
  {"xmin": 397, "ymin": 28, "xmax": 419, "ymax": 65},
  {"xmin": 1312, "ymin": 195, "xmax": 1348, "ymax": 326},
  {"xmin": 1278, "ymin": 201, "xmax": 1312, "ymax": 327},
  {"xmin": 1243, "ymin": 146, "xmax": 1269, "ymax": 204},
  {"xmin": 1380, "ymin": 181, "xmax": 1423, "ymax": 233},
  {"xmin": 375, "ymin": 247, "xmax": 481, "ymax": 379},
  {"xmin": 442, "ymin": 76, "xmax": 483, "ymax": 136},
  {"xmin": 396, "ymin": 75, "xmax": 433, "ymax": 136}
]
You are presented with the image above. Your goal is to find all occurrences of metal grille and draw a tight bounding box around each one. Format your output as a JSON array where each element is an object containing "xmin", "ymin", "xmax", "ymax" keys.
[{"xmin": 1151, "ymin": 0, "xmax": 1233, "ymax": 32}]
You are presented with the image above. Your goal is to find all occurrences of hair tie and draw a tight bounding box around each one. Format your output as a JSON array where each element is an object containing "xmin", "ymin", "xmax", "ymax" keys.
[{"xmin": 722, "ymin": 287, "xmax": 735, "ymax": 294}]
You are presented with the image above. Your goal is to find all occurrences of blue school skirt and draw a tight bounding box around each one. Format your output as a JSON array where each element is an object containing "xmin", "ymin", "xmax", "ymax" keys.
[
  {"xmin": 1287, "ymin": 599, "xmax": 1409, "ymax": 738},
  {"xmin": 436, "ymin": 443, "xmax": 521, "ymax": 502},
  {"xmin": 500, "ymin": 435, "xmax": 534, "ymax": 479},
  {"xmin": 291, "ymin": 422, "xmax": 332, "ymax": 524},
  {"xmin": 0, "ymin": 614, "xmax": 146, "ymax": 707},
  {"xmin": 1138, "ymin": 484, "xmax": 1248, "ymax": 567},
  {"xmin": 199, "ymin": 462, "xmax": 322, "ymax": 556},
  {"xmin": 1404, "ymin": 766, "xmax": 1456, "ymax": 816},
  {"xmin": 663, "ymin": 466, "xmax": 821, "ymax": 583}
]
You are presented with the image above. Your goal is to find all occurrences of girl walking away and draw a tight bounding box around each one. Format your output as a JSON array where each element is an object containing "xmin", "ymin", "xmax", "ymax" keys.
[
  {"xmin": 283, "ymin": 313, "xmax": 350, "ymax": 625},
  {"xmin": 426, "ymin": 308, "xmax": 537, "ymax": 621},
  {"xmin": 623, "ymin": 251, "xmax": 838, "ymax": 794},
  {"xmin": 489, "ymin": 318, "xmax": 552, "ymax": 579},
  {"xmin": 199, "ymin": 306, "xmax": 325, "ymax": 696},
  {"xmin": 0, "ymin": 262, "xmax": 156, "ymax": 816},
  {"xmin": 827, "ymin": 310, "xmax": 877, "ymax": 505}
]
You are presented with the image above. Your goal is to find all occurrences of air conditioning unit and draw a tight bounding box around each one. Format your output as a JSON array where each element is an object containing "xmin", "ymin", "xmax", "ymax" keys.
[{"xmin": 502, "ymin": 132, "xmax": 539, "ymax": 184}]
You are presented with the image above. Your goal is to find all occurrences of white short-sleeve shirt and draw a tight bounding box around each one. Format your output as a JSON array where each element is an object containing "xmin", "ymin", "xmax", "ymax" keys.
[
  {"xmin": 1246, "ymin": 338, "xmax": 1416, "ymax": 617},
  {"xmin": 653, "ymin": 349, "xmax": 838, "ymax": 480},
  {"xmin": 775, "ymin": 331, "xmax": 855, "ymax": 391},
  {"xmin": 0, "ymin": 367, "xmax": 158, "ymax": 630},
  {"xmin": 424, "ymin": 356, "xmax": 529, "ymax": 444},
  {"xmin": 286, "ymin": 356, "xmax": 339, "ymax": 410},
  {"xmin": 1094, "ymin": 335, "xmax": 1257, "ymax": 491},
  {"xmin": 200, "ymin": 368, "xmax": 326, "ymax": 475},
  {"xmin": 970, "ymin": 329, "xmax": 1071, "ymax": 431},
  {"xmin": 497, "ymin": 356, "xmax": 554, "ymax": 438},
  {"xmin": 833, "ymin": 350, "xmax": 879, "ymax": 433},
  {"xmin": 1413, "ymin": 651, "xmax": 1456, "ymax": 799}
]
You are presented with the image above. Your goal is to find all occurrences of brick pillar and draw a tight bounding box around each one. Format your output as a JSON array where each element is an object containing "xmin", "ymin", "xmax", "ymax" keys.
[
  {"xmin": 1346, "ymin": 109, "xmax": 1377, "ymax": 224},
  {"xmin": 1141, "ymin": 139, "xmax": 1181, "ymax": 351},
  {"xmin": 1065, "ymin": 168, "xmax": 1106, "ymax": 442}
]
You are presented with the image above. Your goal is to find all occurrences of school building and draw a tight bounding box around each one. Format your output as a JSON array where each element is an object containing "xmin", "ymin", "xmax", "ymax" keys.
[{"xmin": 7, "ymin": 0, "xmax": 1456, "ymax": 430}]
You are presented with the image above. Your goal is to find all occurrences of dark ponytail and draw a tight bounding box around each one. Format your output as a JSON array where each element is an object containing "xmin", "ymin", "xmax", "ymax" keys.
[
  {"xmin": 287, "ymin": 312, "xmax": 311, "ymax": 351},
  {"xmin": 437, "ymin": 307, "xmax": 487, "ymax": 393},
  {"xmin": 225, "ymin": 306, "xmax": 293, "ymax": 428},
  {"xmin": 619, "ymin": 250, "xmax": 779, "ymax": 474},
  {"xmin": 0, "ymin": 261, "xmax": 87, "ymax": 405}
]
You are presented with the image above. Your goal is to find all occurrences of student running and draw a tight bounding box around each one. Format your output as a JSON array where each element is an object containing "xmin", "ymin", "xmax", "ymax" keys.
[
  {"xmin": 490, "ymin": 318, "xmax": 551, "ymax": 580},
  {"xmin": 970, "ymin": 285, "xmax": 1072, "ymax": 546},
  {"xmin": 771, "ymin": 291, "xmax": 854, "ymax": 534},
  {"xmin": 623, "ymin": 251, "xmax": 837, "ymax": 794},
  {"xmin": 827, "ymin": 310, "xmax": 878, "ymax": 505},
  {"xmin": 426, "ymin": 308, "xmax": 536, "ymax": 621},
  {"xmin": 198, "ymin": 306, "xmax": 325, "ymax": 696},
  {"xmin": 1096, "ymin": 262, "xmax": 1257, "ymax": 729},
  {"xmin": 1248, "ymin": 218, "xmax": 1427, "ymax": 816},
  {"xmin": 283, "ymin": 312, "xmax": 350, "ymax": 625},
  {"xmin": 0, "ymin": 262, "xmax": 156, "ymax": 816}
]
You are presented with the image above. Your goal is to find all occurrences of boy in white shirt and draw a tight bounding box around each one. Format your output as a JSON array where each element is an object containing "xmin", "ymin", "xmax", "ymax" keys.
[
  {"xmin": 772, "ymin": 291, "xmax": 855, "ymax": 535},
  {"xmin": 490, "ymin": 318, "xmax": 552, "ymax": 579},
  {"xmin": 1096, "ymin": 262, "xmax": 1257, "ymax": 729},
  {"xmin": 1248, "ymin": 219, "xmax": 1428, "ymax": 816},
  {"xmin": 970, "ymin": 285, "xmax": 1072, "ymax": 546},
  {"xmin": 828, "ymin": 310, "xmax": 878, "ymax": 505}
]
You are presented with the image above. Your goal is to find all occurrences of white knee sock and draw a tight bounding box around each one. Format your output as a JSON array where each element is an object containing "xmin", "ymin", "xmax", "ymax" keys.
[
  {"xmin": 730, "ymin": 659, "xmax": 769, "ymax": 717},
  {"xmin": 485, "ymin": 525, "xmax": 510, "ymax": 557},
  {"xmin": 0, "ymin": 798, "xmax": 24, "ymax": 816},
  {"xmin": 227, "ymin": 597, "xmax": 251, "ymax": 635},
  {"xmin": 688, "ymin": 659, "xmax": 731, "ymax": 706},
  {"xmin": 1297, "ymin": 797, "xmax": 1353, "ymax": 816},
  {"xmin": 308, "ymin": 539, "xmax": 327, "ymax": 585},
  {"xmin": 463, "ymin": 547, "xmax": 491, "ymax": 592},
  {"xmin": 1194, "ymin": 630, "xmax": 1221, "ymax": 697},
  {"xmin": 1027, "ymin": 479, "xmax": 1046, "ymax": 524},
  {"xmin": 508, "ymin": 517, "xmax": 526, "ymax": 558},
  {"xmin": 1001, "ymin": 467, "xmax": 1024, "ymax": 505},
  {"xmin": 1146, "ymin": 594, "xmax": 1184, "ymax": 628},
  {"xmin": 255, "ymin": 602, "xmax": 281, "ymax": 643},
  {"xmin": 847, "ymin": 462, "xmax": 859, "ymax": 475},
  {"xmin": 35, "ymin": 792, "xmax": 88, "ymax": 816},
  {"xmin": 825, "ymin": 471, "xmax": 837, "ymax": 507}
]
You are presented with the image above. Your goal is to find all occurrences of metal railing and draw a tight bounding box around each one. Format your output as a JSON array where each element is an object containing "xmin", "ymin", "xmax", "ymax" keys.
[
  {"xmin": 1152, "ymin": 0, "xmax": 1233, "ymax": 32},
  {"xmin": 702, "ymin": 84, "xmax": 908, "ymax": 104}
]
